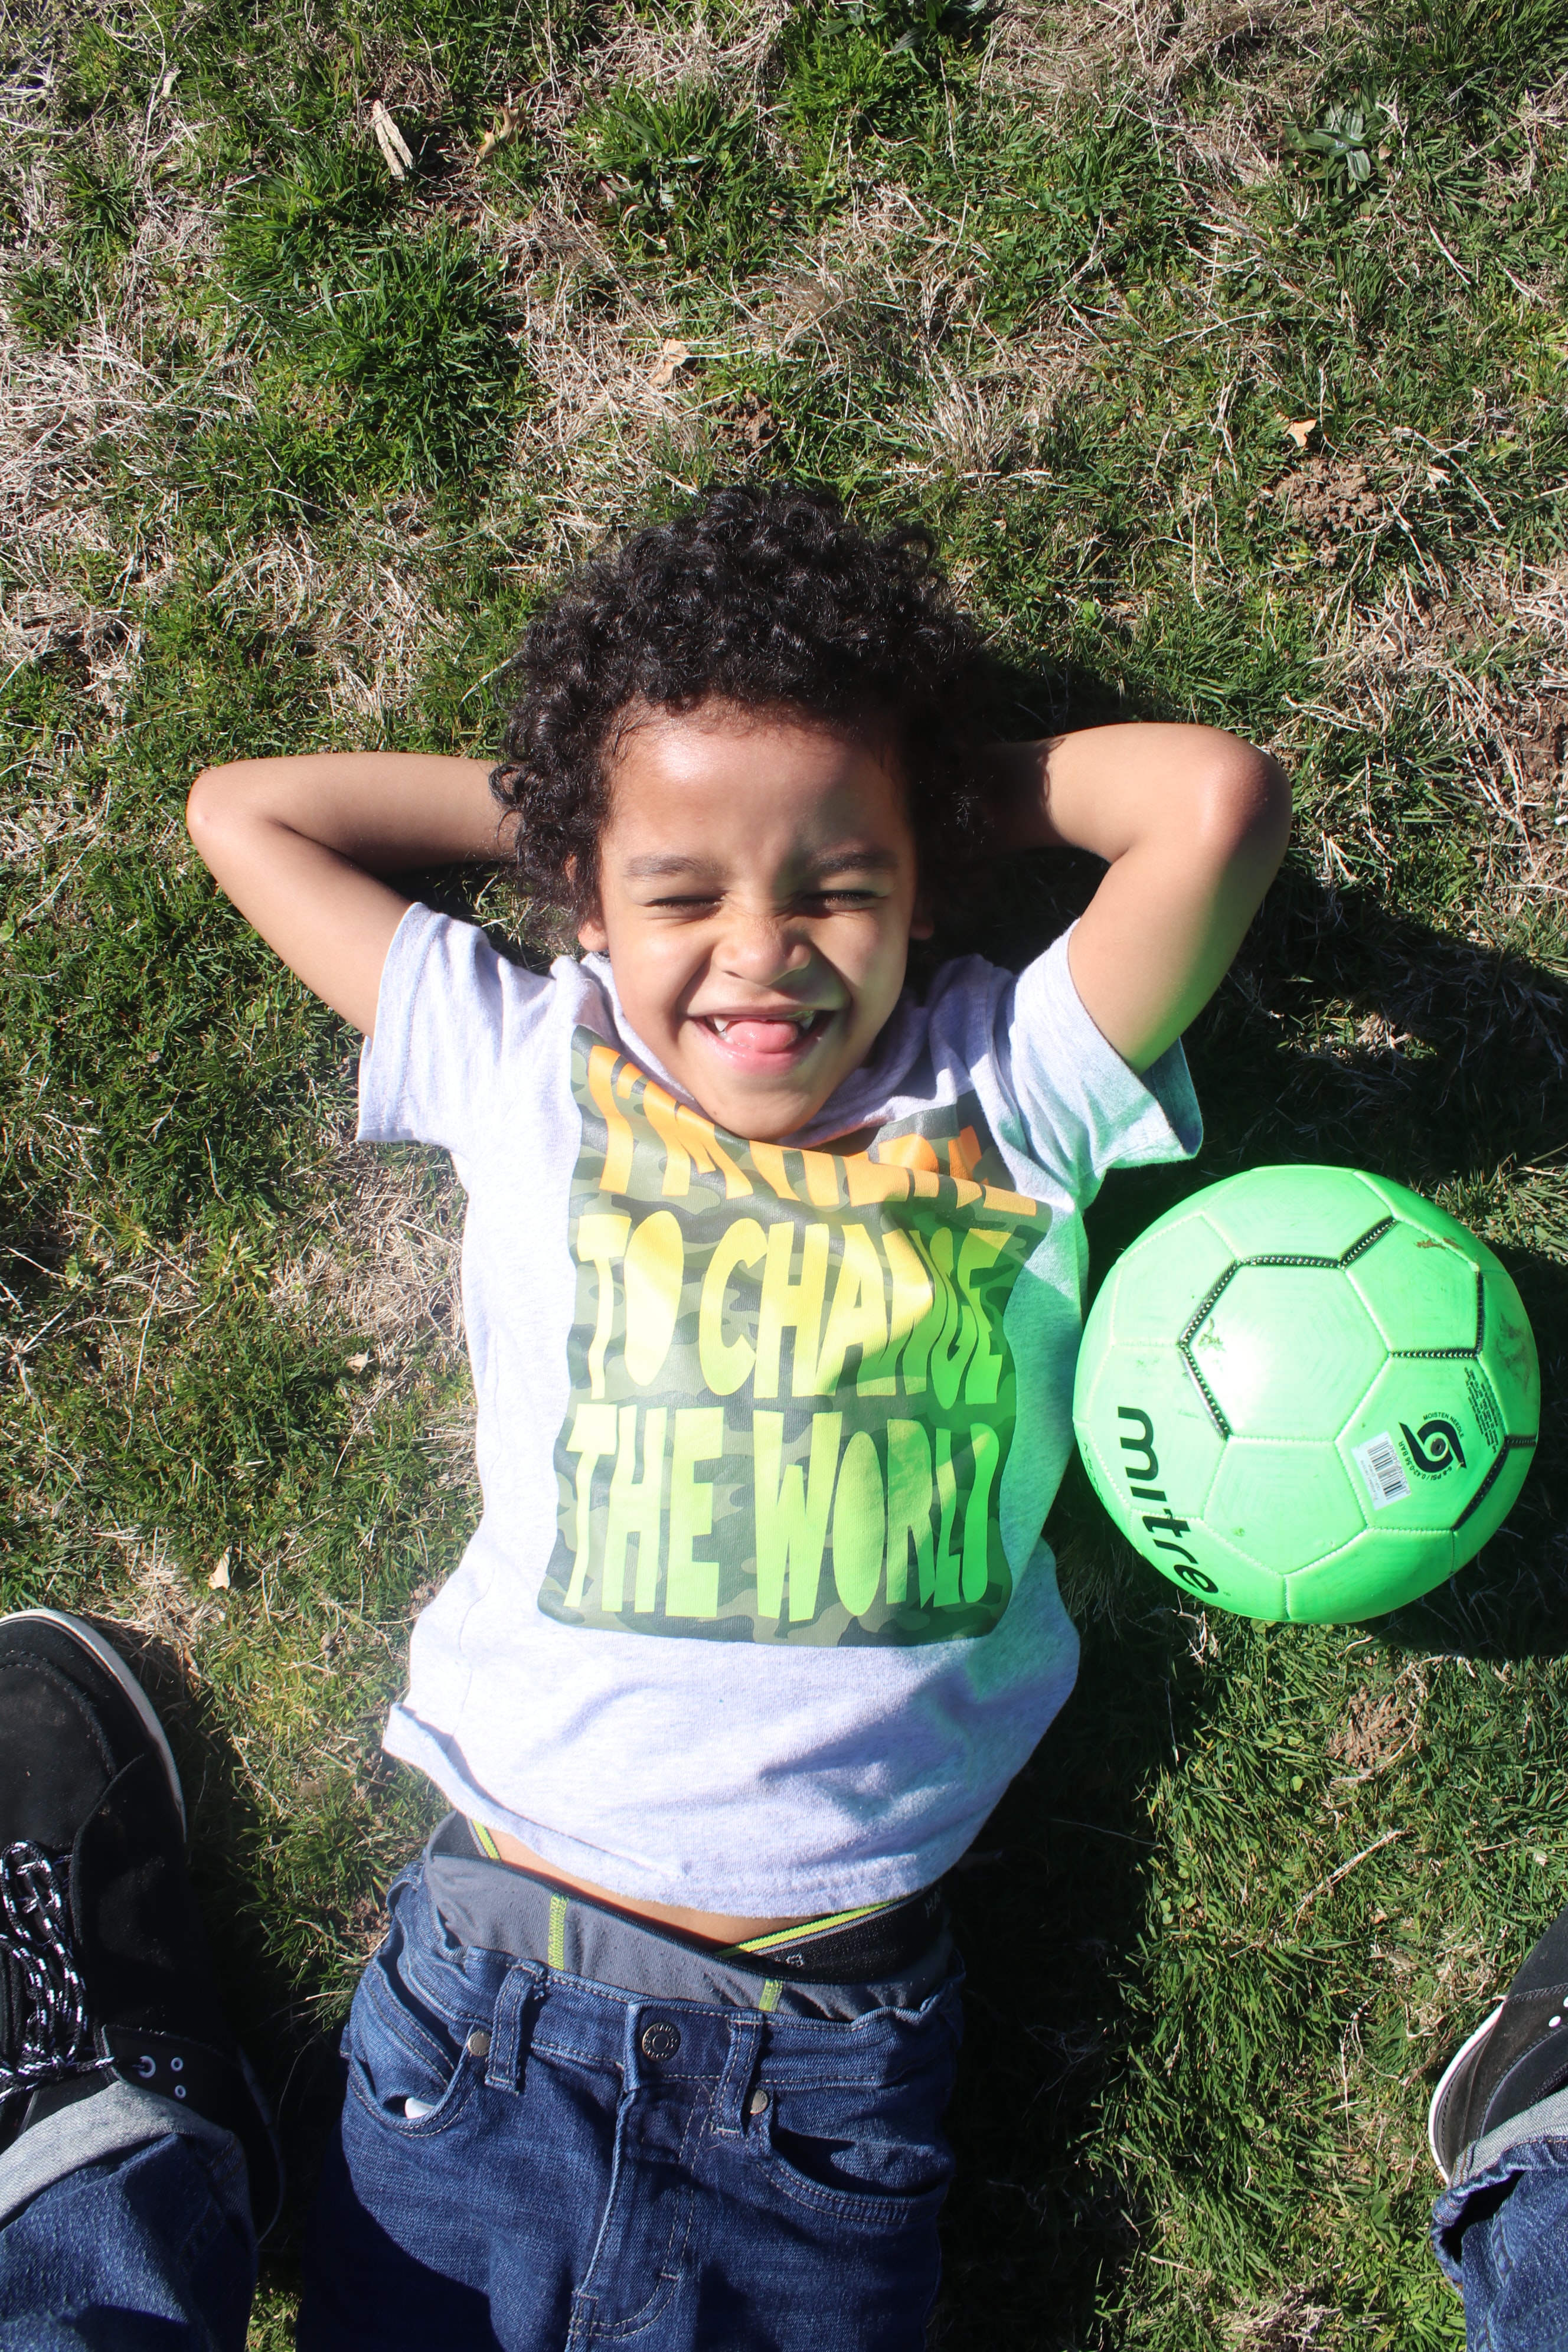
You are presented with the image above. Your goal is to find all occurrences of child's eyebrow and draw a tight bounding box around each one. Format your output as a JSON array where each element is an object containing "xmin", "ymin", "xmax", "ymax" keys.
[{"xmin": 622, "ymin": 846, "xmax": 903, "ymax": 881}]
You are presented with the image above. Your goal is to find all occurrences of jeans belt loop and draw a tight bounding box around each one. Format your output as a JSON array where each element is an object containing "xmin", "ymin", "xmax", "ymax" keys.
[
  {"xmin": 712, "ymin": 2013, "xmax": 763, "ymax": 2139},
  {"xmin": 486, "ymin": 1959, "xmax": 542, "ymax": 2093}
]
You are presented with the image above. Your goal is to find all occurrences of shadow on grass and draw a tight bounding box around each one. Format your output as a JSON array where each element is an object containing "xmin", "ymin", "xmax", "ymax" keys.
[{"xmin": 930, "ymin": 812, "xmax": 1566, "ymax": 2342}]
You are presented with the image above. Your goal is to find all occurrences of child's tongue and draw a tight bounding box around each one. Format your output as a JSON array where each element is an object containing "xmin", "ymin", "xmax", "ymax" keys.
[{"xmin": 716, "ymin": 1014, "xmax": 809, "ymax": 1054}]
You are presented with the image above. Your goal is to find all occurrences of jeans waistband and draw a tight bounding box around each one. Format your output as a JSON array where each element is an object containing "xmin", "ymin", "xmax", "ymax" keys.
[{"xmin": 420, "ymin": 1815, "xmax": 953, "ymax": 2022}]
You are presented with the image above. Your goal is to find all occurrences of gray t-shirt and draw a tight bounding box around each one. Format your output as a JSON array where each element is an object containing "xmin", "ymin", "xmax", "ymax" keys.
[{"xmin": 360, "ymin": 904, "xmax": 1200, "ymax": 1913}]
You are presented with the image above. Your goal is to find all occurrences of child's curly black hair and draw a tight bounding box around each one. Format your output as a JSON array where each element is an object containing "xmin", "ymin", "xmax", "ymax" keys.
[{"xmin": 490, "ymin": 483, "xmax": 995, "ymax": 923}]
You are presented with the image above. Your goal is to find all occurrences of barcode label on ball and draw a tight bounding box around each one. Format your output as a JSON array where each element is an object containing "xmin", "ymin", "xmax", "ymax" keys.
[{"xmin": 1354, "ymin": 1433, "xmax": 1411, "ymax": 1509}]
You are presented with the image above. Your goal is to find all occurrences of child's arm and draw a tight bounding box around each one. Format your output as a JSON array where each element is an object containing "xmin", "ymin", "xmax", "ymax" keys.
[
  {"xmin": 987, "ymin": 723, "xmax": 1291, "ymax": 1073},
  {"xmin": 185, "ymin": 754, "xmax": 507, "ymax": 1034}
]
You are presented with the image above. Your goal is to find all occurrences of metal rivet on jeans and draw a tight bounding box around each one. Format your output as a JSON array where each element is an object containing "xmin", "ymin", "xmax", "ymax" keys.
[
  {"xmin": 639, "ymin": 2019, "xmax": 681, "ymax": 2062},
  {"xmin": 748, "ymin": 2087, "xmax": 769, "ymax": 2116},
  {"xmin": 466, "ymin": 2027, "xmax": 492, "ymax": 2058}
]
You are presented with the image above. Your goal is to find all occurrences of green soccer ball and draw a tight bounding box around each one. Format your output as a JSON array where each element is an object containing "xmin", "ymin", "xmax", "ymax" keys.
[{"xmin": 1072, "ymin": 1166, "xmax": 1540, "ymax": 1623}]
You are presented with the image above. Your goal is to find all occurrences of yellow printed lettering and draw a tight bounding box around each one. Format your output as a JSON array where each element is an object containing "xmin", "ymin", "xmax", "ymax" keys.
[
  {"xmin": 844, "ymin": 1152, "xmax": 910, "ymax": 1206},
  {"xmin": 903, "ymin": 1230, "xmax": 957, "ymax": 1397},
  {"xmin": 586, "ymin": 1047, "xmax": 635, "ymax": 1195},
  {"xmin": 957, "ymin": 1230, "xmax": 1010, "ymax": 1406},
  {"xmin": 643, "ymin": 1083, "xmax": 752, "ymax": 1201},
  {"xmin": 799, "ymin": 1151, "xmax": 841, "ymax": 1208},
  {"xmin": 697, "ymin": 1217, "xmax": 765, "ymax": 1397},
  {"xmin": 666, "ymin": 1409, "xmax": 725, "ymax": 1618},
  {"xmin": 929, "ymin": 1229, "xmax": 979, "ymax": 1409},
  {"xmin": 865, "ymin": 1227, "xmax": 933, "ymax": 1394},
  {"xmin": 815, "ymin": 1224, "xmax": 888, "ymax": 1396},
  {"xmin": 886, "ymin": 1420, "xmax": 935, "ymax": 1605},
  {"xmin": 750, "ymin": 1142, "xmax": 799, "ymax": 1201},
  {"xmin": 877, "ymin": 1133, "xmax": 941, "ymax": 1198},
  {"xmin": 602, "ymin": 1406, "xmax": 667, "ymax": 1613},
  {"xmin": 563, "ymin": 1403, "xmax": 618, "ymax": 1609},
  {"xmin": 576, "ymin": 1213, "xmax": 631, "ymax": 1400},
  {"xmin": 622, "ymin": 1211, "xmax": 684, "ymax": 1388},
  {"xmin": 962, "ymin": 1422, "xmax": 1001, "ymax": 1603},
  {"xmin": 831, "ymin": 1428, "xmax": 885, "ymax": 1617},
  {"xmin": 934, "ymin": 1428, "xmax": 961, "ymax": 1606},
  {"xmin": 754, "ymin": 1411, "xmax": 842, "ymax": 1622},
  {"xmin": 754, "ymin": 1222, "xmax": 830, "ymax": 1399},
  {"xmin": 948, "ymin": 1127, "xmax": 983, "ymax": 1183}
]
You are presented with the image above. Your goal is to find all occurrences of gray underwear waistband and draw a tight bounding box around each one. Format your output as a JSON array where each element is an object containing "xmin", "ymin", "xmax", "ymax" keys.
[{"xmin": 419, "ymin": 1815, "xmax": 953, "ymax": 2021}]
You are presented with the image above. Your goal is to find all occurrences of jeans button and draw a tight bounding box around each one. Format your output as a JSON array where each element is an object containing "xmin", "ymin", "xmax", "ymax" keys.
[
  {"xmin": 466, "ymin": 2027, "xmax": 491, "ymax": 2058},
  {"xmin": 639, "ymin": 2019, "xmax": 681, "ymax": 2062}
]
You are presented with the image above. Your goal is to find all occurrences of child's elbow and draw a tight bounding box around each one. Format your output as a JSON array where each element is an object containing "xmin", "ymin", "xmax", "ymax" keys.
[
  {"xmin": 1201, "ymin": 739, "xmax": 1292, "ymax": 870},
  {"xmin": 185, "ymin": 764, "xmax": 235, "ymax": 855}
]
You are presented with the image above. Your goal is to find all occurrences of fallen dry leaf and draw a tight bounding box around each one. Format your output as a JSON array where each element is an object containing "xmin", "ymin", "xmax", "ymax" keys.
[
  {"xmin": 207, "ymin": 1550, "xmax": 231, "ymax": 1591},
  {"xmin": 1283, "ymin": 418, "xmax": 1318, "ymax": 449},
  {"xmin": 371, "ymin": 100, "xmax": 415, "ymax": 181},
  {"xmin": 476, "ymin": 103, "xmax": 520, "ymax": 164},
  {"xmin": 649, "ymin": 338, "xmax": 691, "ymax": 391}
]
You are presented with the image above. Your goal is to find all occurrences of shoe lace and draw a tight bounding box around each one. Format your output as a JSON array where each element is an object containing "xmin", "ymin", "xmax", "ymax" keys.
[{"xmin": 0, "ymin": 1842, "xmax": 93, "ymax": 2100}]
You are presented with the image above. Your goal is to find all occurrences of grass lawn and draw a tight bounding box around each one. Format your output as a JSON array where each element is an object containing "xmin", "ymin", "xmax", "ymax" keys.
[{"xmin": 3, "ymin": 0, "xmax": 1567, "ymax": 2340}]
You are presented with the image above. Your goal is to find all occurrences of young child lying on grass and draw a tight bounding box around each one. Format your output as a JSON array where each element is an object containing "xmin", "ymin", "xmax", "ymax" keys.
[{"xmin": 181, "ymin": 482, "xmax": 1285, "ymax": 2345}]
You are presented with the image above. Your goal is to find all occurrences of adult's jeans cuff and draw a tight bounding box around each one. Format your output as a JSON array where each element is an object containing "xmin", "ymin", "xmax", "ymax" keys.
[
  {"xmin": 1452, "ymin": 2083, "xmax": 1568, "ymax": 2186},
  {"xmin": 0, "ymin": 2079, "xmax": 246, "ymax": 2232}
]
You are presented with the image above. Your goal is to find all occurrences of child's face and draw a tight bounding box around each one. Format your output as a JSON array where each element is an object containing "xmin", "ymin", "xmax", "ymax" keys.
[{"xmin": 577, "ymin": 702, "xmax": 929, "ymax": 1141}]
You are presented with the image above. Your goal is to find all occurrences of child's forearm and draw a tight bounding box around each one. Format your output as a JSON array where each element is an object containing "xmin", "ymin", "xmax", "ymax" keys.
[
  {"xmin": 186, "ymin": 753, "xmax": 504, "ymax": 1035},
  {"xmin": 986, "ymin": 723, "xmax": 1291, "ymax": 1072}
]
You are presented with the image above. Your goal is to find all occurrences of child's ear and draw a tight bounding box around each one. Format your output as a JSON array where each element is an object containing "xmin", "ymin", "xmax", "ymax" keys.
[{"xmin": 909, "ymin": 885, "xmax": 935, "ymax": 942}]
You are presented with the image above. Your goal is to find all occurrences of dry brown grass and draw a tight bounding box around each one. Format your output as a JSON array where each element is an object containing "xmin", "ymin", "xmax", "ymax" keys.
[{"xmin": 1221, "ymin": 2282, "xmax": 1337, "ymax": 2348}]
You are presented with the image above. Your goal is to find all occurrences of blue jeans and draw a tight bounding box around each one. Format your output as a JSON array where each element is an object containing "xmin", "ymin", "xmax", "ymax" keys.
[
  {"xmin": 1430, "ymin": 2086, "xmax": 1568, "ymax": 2351},
  {"xmin": 11, "ymin": 1873, "xmax": 1566, "ymax": 2352},
  {"xmin": 0, "ymin": 1851, "xmax": 962, "ymax": 2351}
]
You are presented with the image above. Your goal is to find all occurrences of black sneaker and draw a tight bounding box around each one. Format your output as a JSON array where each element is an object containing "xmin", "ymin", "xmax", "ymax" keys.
[
  {"xmin": 0, "ymin": 1608, "xmax": 282, "ymax": 2233},
  {"xmin": 1429, "ymin": 1902, "xmax": 1568, "ymax": 2184}
]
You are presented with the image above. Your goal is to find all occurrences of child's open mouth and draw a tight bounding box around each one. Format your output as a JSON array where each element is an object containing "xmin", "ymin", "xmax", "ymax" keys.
[{"xmin": 698, "ymin": 1009, "xmax": 832, "ymax": 1063}]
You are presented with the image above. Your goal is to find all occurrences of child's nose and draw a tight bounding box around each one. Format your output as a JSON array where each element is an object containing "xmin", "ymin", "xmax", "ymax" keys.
[{"xmin": 717, "ymin": 907, "xmax": 812, "ymax": 984}]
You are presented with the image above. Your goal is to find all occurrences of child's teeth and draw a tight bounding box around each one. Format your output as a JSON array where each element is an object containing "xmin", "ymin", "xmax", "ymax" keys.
[{"xmin": 707, "ymin": 1011, "xmax": 819, "ymax": 1037}]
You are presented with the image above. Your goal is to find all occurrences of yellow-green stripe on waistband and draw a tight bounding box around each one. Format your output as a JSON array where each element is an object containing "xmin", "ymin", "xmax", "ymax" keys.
[
  {"xmin": 727, "ymin": 1898, "xmax": 901, "ymax": 1956},
  {"xmin": 467, "ymin": 1822, "xmax": 897, "ymax": 1962}
]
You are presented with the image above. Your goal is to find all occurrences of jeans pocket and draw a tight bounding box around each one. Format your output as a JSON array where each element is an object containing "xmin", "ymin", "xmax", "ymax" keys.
[
  {"xmin": 751, "ymin": 2024, "xmax": 959, "ymax": 2229},
  {"xmin": 344, "ymin": 1932, "xmax": 483, "ymax": 2139}
]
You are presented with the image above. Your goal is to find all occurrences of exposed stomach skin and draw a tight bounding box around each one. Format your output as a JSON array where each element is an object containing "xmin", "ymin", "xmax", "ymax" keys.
[{"xmin": 486, "ymin": 1827, "xmax": 818, "ymax": 1948}]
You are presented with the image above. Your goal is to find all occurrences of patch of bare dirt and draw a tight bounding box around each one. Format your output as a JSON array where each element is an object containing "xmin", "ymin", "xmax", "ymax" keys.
[
  {"xmin": 1274, "ymin": 456, "xmax": 1386, "ymax": 564},
  {"xmin": 1328, "ymin": 1685, "xmax": 1420, "ymax": 1781},
  {"xmin": 713, "ymin": 388, "xmax": 781, "ymax": 457}
]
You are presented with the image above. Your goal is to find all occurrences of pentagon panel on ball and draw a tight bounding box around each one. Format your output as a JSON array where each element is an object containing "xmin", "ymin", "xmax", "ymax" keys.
[{"xmin": 1072, "ymin": 1166, "xmax": 1540, "ymax": 1625}]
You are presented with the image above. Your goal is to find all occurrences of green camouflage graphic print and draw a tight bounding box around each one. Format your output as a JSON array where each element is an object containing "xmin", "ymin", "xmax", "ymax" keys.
[{"xmin": 539, "ymin": 1028, "xmax": 1049, "ymax": 1645}]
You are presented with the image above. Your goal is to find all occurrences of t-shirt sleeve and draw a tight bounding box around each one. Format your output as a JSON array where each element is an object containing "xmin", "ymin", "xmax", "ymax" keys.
[
  {"xmin": 1001, "ymin": 925, "xmax": 1202, "ymax": 1194},
  {"xmin": 356, "ymin": 902, "xmax": 553, "ymax": 1165}
]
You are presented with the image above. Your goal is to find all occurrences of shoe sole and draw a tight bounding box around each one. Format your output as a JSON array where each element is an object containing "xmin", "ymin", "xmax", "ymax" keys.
[
  {"xmin": 1429, "ymin": 2003, "xmax": 1505, "ymax": 2183},
  {"xmin": 2, "ymin": 1609, "xmax": 186, "ymax": 1836}
]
